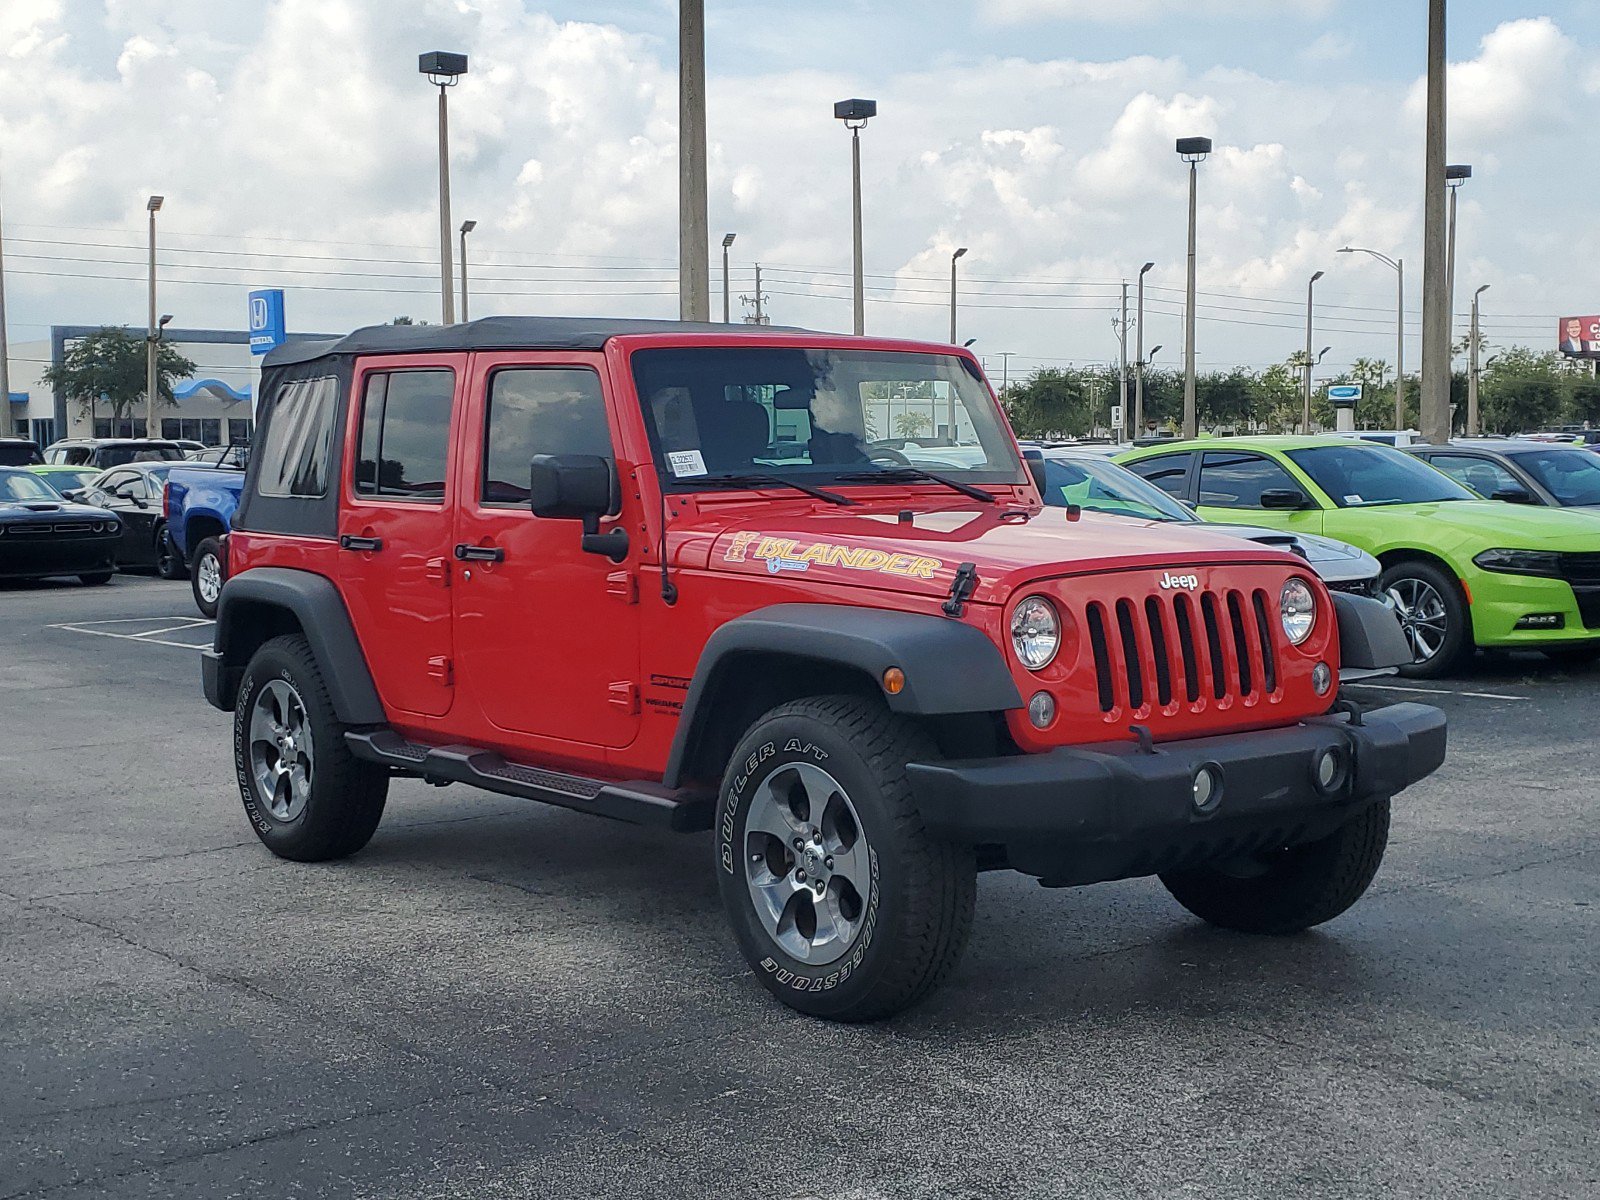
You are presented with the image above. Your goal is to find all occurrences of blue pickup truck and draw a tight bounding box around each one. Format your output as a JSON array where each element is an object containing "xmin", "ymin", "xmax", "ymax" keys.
[{"xmin": 164, "ymin": 463, "xmax": 245, "ymax": 617}]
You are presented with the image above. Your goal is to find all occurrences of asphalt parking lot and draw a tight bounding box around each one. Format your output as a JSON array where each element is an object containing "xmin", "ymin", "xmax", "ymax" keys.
[{"xmin": 2, "ymin": 574, "xmax": 1597, "ymax": 1199}]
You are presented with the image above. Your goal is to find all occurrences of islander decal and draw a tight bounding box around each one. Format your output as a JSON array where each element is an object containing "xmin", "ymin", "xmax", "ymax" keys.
[{"xmin": 724, "ymin": 532, "xmax": 943, "ymax": 579}]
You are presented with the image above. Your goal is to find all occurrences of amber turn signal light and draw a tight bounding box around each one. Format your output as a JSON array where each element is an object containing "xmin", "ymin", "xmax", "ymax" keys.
[{"xmin": 882, "ymin": 667, "xmax": 906, "ymax": 695}]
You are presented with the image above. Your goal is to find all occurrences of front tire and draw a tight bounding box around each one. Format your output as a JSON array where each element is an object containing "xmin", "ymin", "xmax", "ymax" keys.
[
  {"xmin": 715, "ymin": 695, "xmax": 975, "ymax": 1022},
  {"xmin": 191, "ymin": 536, "xmax": 225, "ymax": 619},
  {"xmin": 1159, "ymin": 799, "xmax": 1391, "ymax": 934},
  {"xmin": 233, "ymin": 634, "xmax": 388, "ymax": 862},
  {"xmin": 1380, "ymin": 559, "xmax": 1469, "ymax": 679},
  {"xmin": 78, "ymin": 572, "xmax": 113, "ymax": 586}
]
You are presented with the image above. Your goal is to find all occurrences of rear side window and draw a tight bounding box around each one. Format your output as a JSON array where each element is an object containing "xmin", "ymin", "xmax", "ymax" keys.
[
  {"xmin": 257, "ymin": 376, "xmax": 339, "ymax": 498},
  {"xmin": 354, "ymin": 369, "xmax": 456, "ymax": 501},
  {"xmin": 1126, "ymin": 452, "xmax": 1193, "ymax": 499},
  {"xmin": 1198, "ymin": 451, "xmax": 1301, "ymax": 509},
  {"xmin": 482, "ymin": 368, "xmax": 611, "ymax": 504}
]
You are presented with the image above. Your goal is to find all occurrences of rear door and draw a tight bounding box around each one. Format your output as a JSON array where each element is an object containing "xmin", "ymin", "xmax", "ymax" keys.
[
  {"xmin": 452, "ymin": 352, "xmax": 642, "ymax": 750},
  {"xmin": 337, "ymin": 357, "xmax": 464, "ymax": 719}
]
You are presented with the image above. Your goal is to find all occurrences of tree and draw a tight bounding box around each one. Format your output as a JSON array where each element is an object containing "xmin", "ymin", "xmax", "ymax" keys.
[
  {"xmin": 1479, "ymin": 347, "xmax": 1566, "ymax": 434},
  {"xmin": 41, "ymin": 326, "xmax": 197, "ymax": 428},
  {"xmin": 893, "ymin": 411, "xmax": 931, "ymax": 439}
]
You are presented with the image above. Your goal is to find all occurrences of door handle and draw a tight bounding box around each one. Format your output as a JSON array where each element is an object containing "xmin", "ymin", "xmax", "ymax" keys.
[
  {"xmin": 453, "ymin": 543, "xmax": 505, "ymax": 563},
  {"xmin": 339, "ymin": 534, "xmax": 383, "ymax": 552}
]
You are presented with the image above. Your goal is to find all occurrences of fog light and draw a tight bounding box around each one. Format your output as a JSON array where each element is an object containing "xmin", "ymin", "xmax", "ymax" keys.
[
  {"xmin": 1191, "ymin": 764, "xmax": 1222, "ymax": 813},
  {"xmin": 1514, "ymin": 613, "xmax": 1565, "ymax": 630},
  {"xmin": 1312, "ymin": 661, "xmax": 1332, "ymax": 695},
  {"xmin": 1028, "ymin": 691, "xmax": 1056, "ymax": 729},
  {"xmin": 1313, "ymin": 746, "xmax": 1346, "ymax": 794}
]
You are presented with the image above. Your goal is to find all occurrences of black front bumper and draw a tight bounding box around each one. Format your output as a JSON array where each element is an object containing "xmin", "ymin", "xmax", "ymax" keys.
[{"xmin": 907, "ymin": 702, "xmax": 1446, "ymax": 886}]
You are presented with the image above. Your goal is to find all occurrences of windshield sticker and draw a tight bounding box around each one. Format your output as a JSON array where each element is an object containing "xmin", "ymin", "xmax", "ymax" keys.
[
  {"xmin": 1344, "ymin": 494, "xmax": 1363, "ymax": 505},
  {"xmin": 725, "ymin": 532, "xmax": 943, "ymax": 579},
  {"xmin": 667, "ymin": 449, "xmax": 708, "ymax": 478}
]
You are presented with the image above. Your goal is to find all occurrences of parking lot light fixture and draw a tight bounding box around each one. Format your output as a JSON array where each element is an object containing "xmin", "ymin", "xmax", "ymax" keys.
[
  {"xmin": 1339, "ymin": 246, "xmax": 1406, "ymax": 430},
  {"xmin": 949, "ymin": 247, "xmax": 968, "ymax": 345},
  {"xmin": 420, "ymin": 51, "xmax": 468, "ymax": 324},
  {"xmin": 1176, "ymin": 137, "xmax": 1212, "ymax": 438},
  {"xmin": 1303, "ymin": 270, "xmax": 1324, "ymax": 433},
  {"xmin": 145, "ymin": 195, "xmax": 164, "ymax": 441},
  {"xmin": 1135, "ymin": 262, "xmax": 1155, "ymax": 436},
  {"xmin": 722, "ymin": 233, "xmax": 736, "ymax": 323},
  {"xmin": 458, "ymin": 220, "xmax": 476, "ymax": 322},
  {"xmin": 835, "ymin": 98, "xmax": 877, "ymax": 335},
  {"xmin": 1446, "ymin": 164, "xmax": 1471, "ymax": 341}
]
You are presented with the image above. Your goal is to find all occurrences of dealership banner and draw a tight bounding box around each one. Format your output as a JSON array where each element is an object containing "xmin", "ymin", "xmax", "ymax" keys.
[{"xmin": 1559, "ymin": 316, "xmax": 1600, "ymax": 359}]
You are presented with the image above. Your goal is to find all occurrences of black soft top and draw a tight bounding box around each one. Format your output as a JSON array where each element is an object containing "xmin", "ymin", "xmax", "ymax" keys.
[{"xmin": 262, "ymin": 315, "xmax": 811, "ymax": 368}]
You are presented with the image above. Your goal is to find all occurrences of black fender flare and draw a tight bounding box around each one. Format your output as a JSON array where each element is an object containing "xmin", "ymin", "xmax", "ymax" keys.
[
  {"xmin": 1332, "ymin": 590, "xmax": 1413, "ymax": 673},
  {"xmin": 663, "ymin": 603, "xmax": 1023, "ymax": 787},
  {"xmin": 205, "ymin": 567, "xmax": 385, "ymax": 724}
]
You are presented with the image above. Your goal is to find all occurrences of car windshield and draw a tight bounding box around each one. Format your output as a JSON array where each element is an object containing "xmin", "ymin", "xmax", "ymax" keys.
[
  {"xmin": 1507, "ymin": 447, "xmax": 1600, "ymax": 506},
  {"xmin": 36, "ymin": 469, "xmax": 99, "ymax": 496},
  {"xmin": 631, "ymin": 347, "xmax": 1023, "ymax": 489},
  {"xmin": 0, "ymin": 443, "xmax": 43, "ymax": 466},
  {"xmin": 1041, "ymin": 456, "xmax": 1196, "ymax": 522},
  {"xmin": 0, "ymin": 469, "xmax": 57, "ymax": 502},
  {"xmin": 1286, "ymin": 444, "xmax": 1475, "ymax": 507},
  {"xmin": 100, "ymin": 444, "xmax": 183, "ymax": 466}
]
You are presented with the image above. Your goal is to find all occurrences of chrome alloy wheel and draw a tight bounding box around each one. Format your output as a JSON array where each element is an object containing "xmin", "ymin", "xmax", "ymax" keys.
[
  {"xmin": 743, "ymin": 763, "xmax": 873, "ymax": 966},
  {"xmin": 1385, "ymin": 576, "xmax": 1449, "ymax": 664},
  {"xmin": 197, "ymin": 552, "xmax": 223, "ymax": 605},
  {"xmin": 248, "ymin": 679, "xmax": 314, "ymax": 822}
]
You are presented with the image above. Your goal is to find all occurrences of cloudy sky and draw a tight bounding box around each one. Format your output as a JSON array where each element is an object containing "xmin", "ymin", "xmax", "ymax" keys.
[{"xmin": 1, "ymin": 0, "xmax": 1593, "ymax": 382}]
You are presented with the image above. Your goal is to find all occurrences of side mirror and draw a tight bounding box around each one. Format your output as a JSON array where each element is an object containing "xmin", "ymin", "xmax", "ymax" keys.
[
  {"xmin": 528, "ymin": 454, "xmax": 628, "ymax": 562},
  {"xmin": 1491, "ymin": 487, "xmax": 1536, "ymax": 505},
  {"xmin": 1020, "ymin": 447, "xmax": 1048, "ymax": 494},
  {"xmin": 61, "ymin": 489, "xmax": 82, "ymax": 502},
  {"xmin": 1259, "ymin": 488, "xmax": 1309, "ymax": 510}
]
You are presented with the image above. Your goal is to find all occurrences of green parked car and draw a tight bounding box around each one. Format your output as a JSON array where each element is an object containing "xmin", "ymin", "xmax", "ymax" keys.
[{"xmin": 1117, "ymin": 436, "xmax": 1600, "ymax": 677}]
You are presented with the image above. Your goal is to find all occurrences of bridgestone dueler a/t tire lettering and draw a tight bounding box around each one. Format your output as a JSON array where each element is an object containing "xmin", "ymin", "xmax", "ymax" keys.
[
  {"xmin": 715, "ymin": 695, "xmax": 976, "ymax": 1022},
  {"xmin": 233, "ymin": 634, "xmax": 388, "ymax": 862},
  {"xmin": 1158, "ymin": 798, "xmax": 1391, "ymax": 934}
]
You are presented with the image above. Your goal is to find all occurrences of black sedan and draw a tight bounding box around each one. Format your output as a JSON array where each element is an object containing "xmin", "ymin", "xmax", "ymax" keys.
[
  {"xmin": 0, "ymin": 467, "xmax": 120, "ymax": 585},
  {"xmin": 73, "ymin": 462, "xmax": 188, "ymax": 576},
  {"xmin": 1407, "ymin": 439, "xmax": 1600, "ymax": 510}
]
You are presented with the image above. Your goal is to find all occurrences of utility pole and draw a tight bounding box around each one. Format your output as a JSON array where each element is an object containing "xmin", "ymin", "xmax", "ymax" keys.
[
  {"xmin": 145, "ymin": 195, "xmax": 163, "ymax": 440},
  {"xmin": 678, "ymin": 0, "xmax": 710, "ymax": 321},
  {"xmin": 998, "ymin": 351, "xmax": 1015, "ymax": 408},
  {"xmin": 1420, "ymin": 0, "xmax": 1452, "ymax": 446},
  {"xmin": 0, "ymin": 159, "xmax": 10, "ymax": 429},
  {"xmin": 1113, "ymin": 281, "xmax": 1130, "ymax": 444},
  {"xmin": 740, "ymin": 264, "xmax": 768, "ymax": 325},
  {"xmin": 1135, "ymin": 261, "xmax": 1154, "ymax": 439},
  {"xmin": 1468, "ymin": 284, "xmax": 1489, "ymax": 436}
]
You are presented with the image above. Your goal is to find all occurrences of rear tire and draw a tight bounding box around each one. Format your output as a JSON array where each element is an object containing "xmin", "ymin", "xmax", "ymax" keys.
[
  {"xmin": 78, "ymin": 572, "xmax": 113, "ymax": 586},
  {"xmin": 155, "ymin": 525, "xmax": 185, "ymax": 579},
  {"xmin": 233, "ymin": 634, "xmax": 388, "ymax": 862},
  {"xmin": 191, "ymin": 536, "xmax": 225, "ymax": 619},
  {"xmin": 1379, "ymin": 559, "xmax": 1469, "ymax": 679},
  {"xmin": 1159, "ymin": 799, "xmax": 1391, "ymax": 934},
  {"xmin": 715, "ymin": 694, "xmax": 975, "ymax": 1022}
]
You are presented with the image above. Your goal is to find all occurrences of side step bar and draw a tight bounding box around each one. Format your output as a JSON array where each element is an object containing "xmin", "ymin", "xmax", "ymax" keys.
[{"xmin": 345, "ymin": 729, "xmax": 715, "ymax": 833}]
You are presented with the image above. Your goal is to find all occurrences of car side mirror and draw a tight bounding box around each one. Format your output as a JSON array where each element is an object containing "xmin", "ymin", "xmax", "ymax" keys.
[
  {"xmin": 1020, "ymin": 447, "xmax": 1048, "ymax": 493},
  {"xmin": 1259, "ymin": 488, "xmax": 1309, "ymax": 510},
  {"xmin": 1491, "ymin": 487, "xmax": 1535, "ymax": 504},
  {"xmin": 61, "ymin": 489, "xmax": 82, "ymax": 502},
  {"xmin": 528, "ymin": 454, "xmax": 629, "ymax": 562}
]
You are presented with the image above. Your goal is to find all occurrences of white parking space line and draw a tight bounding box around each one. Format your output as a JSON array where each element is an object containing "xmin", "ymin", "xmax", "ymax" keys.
[
  {"xmin": 1347, "ymin": 681, "xmax": 1529, "ymax": 702},
  {"xmin": 48, "ymin": 616, "xmax": 215, "ymax": 652}
]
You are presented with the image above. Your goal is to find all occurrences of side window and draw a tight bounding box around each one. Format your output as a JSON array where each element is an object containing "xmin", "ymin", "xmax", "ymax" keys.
[
  {"xmin": 1126, "ymin": 453, "xmax": 1193, "ymax": 499},
  {"xmin": 100, "ymin": 471, "xmax": 133, "ymax": 499},
  {"xmin": 1198, "ymin": 451, "xmax": 1302, "ymax": 508},
  {"xmin": 113, "ymin": 474, "xmax": 148, "ymax": 501},
  {"xmin": 482, "ymin": 368, "xmax": 611, "ymax": 505},
  {"xmin": 257, "ymin": 376, "xmax": 339, "ymax": 498},
  {"xmin": 1426, "ymin": 454, "xmax": 1520, "ymax": 498},
  {"xmin": 354, "ymin": 369, "xmax": 456, "ymax": 502}
]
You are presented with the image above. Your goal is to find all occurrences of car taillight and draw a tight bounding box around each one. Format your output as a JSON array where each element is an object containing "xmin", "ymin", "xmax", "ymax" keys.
[{"xmin": 162, "ymin": 482, "xmax": 171, "ymax": 518}]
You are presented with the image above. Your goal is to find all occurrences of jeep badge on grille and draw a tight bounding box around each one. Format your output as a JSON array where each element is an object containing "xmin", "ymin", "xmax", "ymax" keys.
[{"xmin": 1159, "ymin": 572, "xmax": 1199, "ymax": 590}]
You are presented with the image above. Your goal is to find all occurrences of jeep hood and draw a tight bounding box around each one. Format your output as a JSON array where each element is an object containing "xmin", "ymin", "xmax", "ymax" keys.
[{"xmin": 690, "ymin": 506, "xmax": 1303, "ymax": 604}]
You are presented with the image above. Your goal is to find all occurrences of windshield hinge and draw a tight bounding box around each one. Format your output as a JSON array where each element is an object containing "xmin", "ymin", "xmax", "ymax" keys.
[{"xmin": 942, "ymin": 562, "xmax": 980, "ymax": 617}]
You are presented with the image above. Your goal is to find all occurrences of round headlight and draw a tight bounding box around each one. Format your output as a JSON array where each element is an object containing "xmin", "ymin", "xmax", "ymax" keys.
[
  {"xmin": 106, "ymin": 521, "xmax": 119, "ymax": 533},
  {"xmin": 1280, "ymin": 577, "xmax": 1317, "ymax": 645},
  {"xmin": 1011, "ymin": 596, "xmax": 1061, "ymax": 670}
]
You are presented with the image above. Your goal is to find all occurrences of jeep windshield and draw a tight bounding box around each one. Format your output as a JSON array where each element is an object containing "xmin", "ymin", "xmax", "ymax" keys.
[
  {"xmin": 631, "ymin": 346, "xmax": 1024, "ymax": 492},
  {"xmin": 1286, "ymin": 443, "xmax": 1475, "ymax": 508}
]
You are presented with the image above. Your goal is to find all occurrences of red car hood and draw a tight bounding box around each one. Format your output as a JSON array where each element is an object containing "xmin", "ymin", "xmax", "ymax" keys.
[{"xmin": 679, "ymin": 501, "xmax": 1303, "ymax": 604}]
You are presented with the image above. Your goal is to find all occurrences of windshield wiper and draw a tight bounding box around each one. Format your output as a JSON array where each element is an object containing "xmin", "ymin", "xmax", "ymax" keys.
[
  {"xmin": 834, "ymin": 467, "xmax": 996, "ymax": 503},
  {"xmin": 695, "ymin": 473, "xmax": 855, "ymax": 506}
]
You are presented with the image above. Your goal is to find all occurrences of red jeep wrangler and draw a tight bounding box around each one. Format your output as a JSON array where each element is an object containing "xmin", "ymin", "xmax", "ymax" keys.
[{"xmin": 203, "ymin": 317, "xmax": 1445, "ymax": 1021}]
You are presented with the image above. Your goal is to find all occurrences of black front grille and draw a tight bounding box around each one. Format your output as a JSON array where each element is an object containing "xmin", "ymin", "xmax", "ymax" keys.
[
  {"xmin": 1086, "ymin": 587, "xmax": 1279, "ymax": 714},
  {"xmin": 1577, "ymin": 590, "xmax": 1600, "ymax": 631},
  {"xmin": 1558, "ymin": 553, "xmax": 1600, "ymax": 587}
]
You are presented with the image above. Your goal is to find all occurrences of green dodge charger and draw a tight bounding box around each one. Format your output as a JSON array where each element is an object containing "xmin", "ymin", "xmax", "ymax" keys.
[{"xmin": 1118, "ymin": 436, "xmax": 1600, "ymax": 677}]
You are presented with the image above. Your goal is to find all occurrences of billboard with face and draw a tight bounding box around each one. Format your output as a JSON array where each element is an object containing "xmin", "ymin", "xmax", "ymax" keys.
[{"xmin": 1559, "ymin": 316, "xmax": 1600, "ymax": 359}]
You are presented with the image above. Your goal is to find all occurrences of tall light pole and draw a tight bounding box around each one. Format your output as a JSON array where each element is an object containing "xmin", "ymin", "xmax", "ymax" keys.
[
  {"xmin": 721, "ymin": 233, "xmax": 736, "ymax": 323},
  {"xmin": 458, "ymin": 220, "xmax": 476, "ymax": 322},
  {"xmin": 1302, "ymin": 270, "xmax": 1325, "ymax": 433},
  {"xmin": 1420, "ymin": 0, "xmax": 1452, "ymax": 447},
  {"xmin": 1445, "ymin": 163, "xmax": 1471, "ymax": 338},
  {"xmin": 420, "ymin": 52, "xmax": 467, "ymax": 324},
  {"xmin": 835, "ymin": 99, "xmax": 877, "ymax": 335},
  {"xmin": 997, "ymin": 351, "xmax": 1015, "ymax": 409},
  {"xmin": 1468, "ymin": 283, "xmax": 1489, "ymax": 436},
  {"xmin": 1339, "ymin": 246, "xmax": 1406, "ymax": 430},
  {"xmin": 1176, "ymin": 137, "xmax": 1211, "ymax": 439},
  {"xmin": 679, "ymin": 0, "xmax": 709, "ymax": 321},
  {"xmin": 0, "ymin": 159, "xmax": 10, "ymax": 430},
  {"xmin": 948, "ymin": 247, "xmax": 968, "ymax": 344},
  {"xmin": 144, "ymin": 195, "xmax": 164, "ymax": 440},
  {"xmin": 1134, "ymin": 261, "xmax": 1154, "ymax": 438}
]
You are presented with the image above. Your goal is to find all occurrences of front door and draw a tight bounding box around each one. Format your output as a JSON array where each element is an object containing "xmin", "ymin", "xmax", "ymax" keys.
[
  {"xmin": 453, "ymin": 354, "xmax": 642, "ymax": 750},
  {"xmin": 1193, "ymin": 450, "xmax": 1326, "ymax": 536},
  {"xmin": 337, "ymin": 358, "xmax": 464, "ymax": 719}
]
